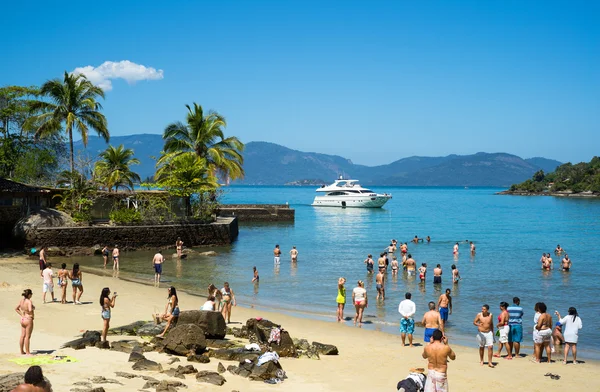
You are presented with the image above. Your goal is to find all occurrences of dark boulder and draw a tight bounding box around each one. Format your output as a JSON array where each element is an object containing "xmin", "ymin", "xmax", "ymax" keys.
[
  {"xmin": 62, "ymin": 330, "xmax": 101, "ymax": 350},
  {"xmin": 162, "ymin": 365, "xmax": 198, "ymax": 379},
  {"xmin": 294, "ymin": 339, "xmax": 310, "ymax": 350},
  {"xmin": 158, "ymin": 324, "xmax": 207, "ymax": 356},
  {"xmin": 132, "ymin": 359, "xmax": 163, "ymax": 372},
  {"xmin": 196, "ymin": 371, "xmax": 226, "ymax": 386},
  {"xmin": 207, "ymin": 348, "xmax": 260, "ymax": 362},
  {"xmin": 311, "ymin": 342, "xmax": 339, "ymax": 355},
  {"xmin": 217, "ymin": 362, "xmax": 226, "ymax": 373},
  {"xmin": 128, "ymin": 350, "xmax": 146, "ymax": 362},
  {"xmin": 249, "ymin": 361, "xmax": 285, "ymax": 381},
  {"xmin": 155, "ymin": 380, "xmax": 186, "ymax": 391},
  {"xmin": 187, "ymin": 354, "xmax": 210, "ymax": 363},
  {"xmin": 108, "ymin": 320, "xmax": 147, "ymax": 336},
  {"xmin": 110, "ymin": 340, "xmax": 138, "ymax": 354},
  {"xmin": 137, "ymin": 321, "xmax": 167, "ymax": 337},
  {"xmin": 0, "ymin": 373, "xmax": 24, "ymax": 392},
  {"xmin": 177, "ymin": 310, "xmax": 226, "ymax": 339},
  {"xmin": 227, "ymin": 361, "xmax": 254, "ymax": 378},
  {"xmin": 231, "ymin": 326, "xmax": 248, "ymax": 339},
  {"xmin": 245, "ymin": 319, "xmax": 296, "ymax": 357},
  {"xmin": 205, "ymin": 339, "xmax": 242, "ymax": 349}
]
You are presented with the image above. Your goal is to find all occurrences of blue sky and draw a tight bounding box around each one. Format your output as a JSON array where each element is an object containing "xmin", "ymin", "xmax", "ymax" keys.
[{"xmin": 2, "ymin": 1, "xmax": 598, "ymax": 165}]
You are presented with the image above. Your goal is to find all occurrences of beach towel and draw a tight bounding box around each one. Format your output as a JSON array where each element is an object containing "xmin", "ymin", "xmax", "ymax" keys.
[
  {"xmin": 257, "ymin": 351, "xmax": 280, "ymax": 366},
  {"xmin": 245, "ymin": 343, "xmax": 261, "ymax": 352},
  {"xmin": 8, "ymin": 355, "xmax": 78, "ymax": 366}
]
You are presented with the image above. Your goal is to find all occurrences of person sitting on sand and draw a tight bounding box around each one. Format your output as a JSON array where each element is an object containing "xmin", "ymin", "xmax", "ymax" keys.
[
  {"xmin": 201, "ymin": 296, "xmax": 216, "ymax": 311},
  {"xmin": 221, "ymin": 282, "xmax": 236, "ymax": 323},
  {"xmin": 352, "ymin": 280, "xmax": 367, "ymax": 326},
  {"xmin": 156, "ymin": 286, "xmax": 179, "ymax": 338},
  {"xmin": 552, "ymin": 322, "xmax": 564, "ymax": 348},
  {"xmin": 15, "ymin": 289, "xmax": 34, "ymax": 356},
  {"xmin": 422, "ymin": 329, "xmax": 455, "ymax": 392}
]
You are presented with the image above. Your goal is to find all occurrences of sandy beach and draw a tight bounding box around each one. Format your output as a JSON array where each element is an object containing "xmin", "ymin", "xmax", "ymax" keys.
[{"xmin": 1, "ymin": 256, "xmax": 598, "ymax": 392}]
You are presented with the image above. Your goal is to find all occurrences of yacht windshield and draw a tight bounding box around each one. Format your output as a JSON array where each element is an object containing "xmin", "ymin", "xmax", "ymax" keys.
[{"xmin": 361, "ymin": 189, "xmax": 374, "ymax": 193}]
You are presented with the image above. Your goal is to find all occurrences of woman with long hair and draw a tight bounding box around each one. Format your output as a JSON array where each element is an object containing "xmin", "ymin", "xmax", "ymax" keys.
[
  {"xmin": 352, "ymin": 280, "xmax": 368, "ymax": 326},
  {"xmin": 220, "ymin": 282, "xmax": 236, "ymax": 323},
  {"xmin": 99, "ymin": 287, "xmax": 117, "ymax": 342},
  {"xmin": 336, "ymin": 277, "xmax": 346, "ymax": 322},
  {"xmin": 58, "ymin": 263, "xmax": 69, "ymax": 304},
  {"xmin": 534, "ymin": 302, "xmax": 553, "ymax": 363},
  {"xmin": 15, "ymin": 289, "xmax": 35, "ymax": 355},
  {"xmin": 208, "ymin": 284, "xmax": 223, "ymax": 311},
  {"xmin": 69, "ymin": 263, "xmax": 83, "ymax": 304},
  {"xmin": 495, "ymin": 302, "xmax": 511, "ymax": 359},
  {"xmin": 555, "ymin": 307, "xmax": 583, "ymax": 364},
  {"xmin": 156, "ymin": 286, "xmax": 179, "ymax": 338}
]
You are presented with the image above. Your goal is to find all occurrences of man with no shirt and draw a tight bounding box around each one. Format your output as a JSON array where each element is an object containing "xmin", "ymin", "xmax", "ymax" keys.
[
  {"xmin": 289, "ymin": 246, "xmax": 298, "ymax": 262},
  {"xmin": 422, "ymin": 329, "xmax": 455, "ymax": 392},
  {"xmin": 433, "ymin": 264, "xmax": 442, "ymax": 284},
  {"xmin": 438, "ymin": 289, "xmax": 452, "ymax": 331},
  {"xmin": 474, "ymin": 304, "xmax": 495, "ymax": 367},
  {"xmin": 405, "ymin": 254, "xmax": 416, "ymax": 276},
  {"xmin": 375, "ymin": 270, "xmax": 385, "ymax": 300},
  {"xmin": 422, "ymin": 301, "xmax": 443, "ymax": 343},
  {"xmin": 273, "ymin": 245, "xmax": 281, "ymax": 264},
  {"xmin": 153, "ymin": 251, "xmax": 164, "ymax": 284},
  {"xmin": 377, "ymin": 253, "xmax": 386, "ymax": 272}
]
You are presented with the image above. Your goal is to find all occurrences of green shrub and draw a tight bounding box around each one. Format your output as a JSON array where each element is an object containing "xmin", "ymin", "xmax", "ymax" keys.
[
  {"xmin": 109, "ymin": 208, "xmax": 141, "ymax": 225},
  {"xmin": 72, "ymin": 211, "xmax": 92, "ymax": 223}
]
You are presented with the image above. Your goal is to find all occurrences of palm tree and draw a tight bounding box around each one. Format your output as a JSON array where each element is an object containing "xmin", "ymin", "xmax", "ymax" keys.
[
  {"xmin": 94, "ymin": 145, "xmax": 141, "ymax": 192},
  {"xmin": 159, "ymin": 103, "xmax": 244, "ymax": 182},
  {"xmin": 28, "ymin": 72, "xmax": 109, "ymax": 173}
]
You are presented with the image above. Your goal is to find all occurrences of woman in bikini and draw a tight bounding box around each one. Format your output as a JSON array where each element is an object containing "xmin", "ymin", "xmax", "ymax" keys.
[
  {"xmin": 99, "ymin": 287, "xmax": 117, "ymax": 343},
  {"xmin": 156, "ymin": 286, "xmax": 180, "ymax": 338},
  {"xmin": 220, "ymin": 282, "xmax": 236, "ymax": 323},
  {"xmin": 58, "ymin": 263, "xmax": 69, "ymax": 304},
  {"xmin": 533, "ymin": 302, "xmax": 553, "ymax": 363},
  {"xmin": 352, "ymin": 280, "xmax": 368, "ymax": 326},
  {"xmin": 176, "ymin": 238, "xmax": 183, "ymax": 258},
  {"xmin": 102, "ymin": 246, "xmax": 109, "ymax": 268},
  {"xmin": 15, "ymin": 289, "xmax": 35, "ymax": 355},
  {"xmin": 494, "ymin": 302, "xmax": 511, "ymax": 359},
  {"xmin": 69, "ymin": 263, "xmax": 84, "ymax": 304}
]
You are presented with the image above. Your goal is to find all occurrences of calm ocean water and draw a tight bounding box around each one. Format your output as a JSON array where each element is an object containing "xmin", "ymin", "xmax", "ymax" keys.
[{"xmin": 67, "ymin": 186, "xmax": 600, "ymax": 356}]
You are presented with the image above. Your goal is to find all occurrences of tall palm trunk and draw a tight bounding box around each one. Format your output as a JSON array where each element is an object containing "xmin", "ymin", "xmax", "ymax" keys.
[{"xmin": 69, "ymin": 127, "xmax": 74, "ymax": 174}]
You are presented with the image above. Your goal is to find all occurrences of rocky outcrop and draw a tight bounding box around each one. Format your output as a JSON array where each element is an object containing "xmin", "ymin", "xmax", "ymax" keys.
[
  {"xmin": 206, "ymin": 348, "xmax": 260, "ymax": 362},
  {"xmin": 132, "ymin": 359, "xmax": 163, "ymax": 372},
  {"xmin": 108, "ymin": 321, "xmax": 148, "ymax": 336},
  {"xmin": 249, "ymin": 361, "xmax": 285, "ymax": 381},
  {"xmin": 177, "ymin": 310, "xmax": 226, "ymax": 339},
  {"xmin": 162, "ymin": 365, "xmax": 198, "ymax": 379},
  {"xmin": 158, "ymin": 324, "xmax": 207, "ymax": 356},
  {"xmin": 136, "ymin": 321, "xmax": 167, "ymax": 337},
  {"xmin": 312, "ymin": 342, "xmax": 339, "ymax": 355},
  {"xmin": 246, "ymin": 318, "xmax": 296, "ymax": 357},
  {"xmin": 196, "ymin": 371, "xmax": 226, "ymax": 386},
  {"xmin": 0, "ymin": 373, "xmax": 24, "ymax": 392},
  {"xmin": 155, "ymin": 380, "xmax": 187, "ymax": 391},
  {"xmin": 187, "ymin": 354, "xmax": 210, "ymax": 363},
  {"xmin": 13, "ymin": 208, "xmax": 76, "ymax": 244},
  {"xmin": 62, "ymin": 330, "xmax": 101, "ymax": 350}
]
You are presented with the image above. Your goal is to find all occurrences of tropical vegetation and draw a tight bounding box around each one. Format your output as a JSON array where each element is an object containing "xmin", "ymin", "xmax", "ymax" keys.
[
  {"xmin": 94, "ymin": 144, "xmax": 141, "ymax": 192},
  {"xmin": 509, "ymin": 157, "xmax": 600, "ymax": 193}
]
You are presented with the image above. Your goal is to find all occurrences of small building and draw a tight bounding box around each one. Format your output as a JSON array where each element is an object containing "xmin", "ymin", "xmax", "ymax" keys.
[{"xmin": 0, "ymin": 177, "xmax": 57, "ymax": 213}]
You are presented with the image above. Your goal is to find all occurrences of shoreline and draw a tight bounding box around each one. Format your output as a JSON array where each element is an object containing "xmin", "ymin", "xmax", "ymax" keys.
[
  {"xmin": 1, "ymin": 256, "xmax": 599, "ymax": 391},
  {"xmin": 497, "ymin": 190, "xmax": 600, "ymax": 197}
]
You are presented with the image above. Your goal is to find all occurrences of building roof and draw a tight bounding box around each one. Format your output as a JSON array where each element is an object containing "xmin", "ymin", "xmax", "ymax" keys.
[{"xmin": 0, "ymin": 178, "xmax": 53, "ymax": 193}]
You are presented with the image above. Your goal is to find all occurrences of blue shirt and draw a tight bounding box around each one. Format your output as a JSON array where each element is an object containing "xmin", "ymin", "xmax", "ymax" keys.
[{"xmin": 507, "ymin": 305, "xmax": 524, "ymax": 325}]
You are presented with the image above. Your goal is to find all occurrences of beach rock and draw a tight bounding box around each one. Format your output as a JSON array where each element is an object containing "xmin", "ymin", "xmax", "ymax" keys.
[
  {"xmin": 205, "ymin": 339, "xmax": 241, "ymax": 349},
  {"xmin": 158, "ymin": 324, "xmax": 207, "ymax": 356},
  {"xmin": 207, "ymin": 348, "xmax": 260, "ymax": 362},
  {"xmin": 162, "ymin": 365, "xmax": 198, "ymax": 379},
  {"xmin": 89, "ymin": 376, "xmax": 123, "ymax": 385},
  {"xmin": 73, "ymin": 381, "xmax": 93, "ymax": 387},
  {"xmin": 231, "ymin": 326, "xmax": 248, "ymax": 339},
  {"xmin": 293, "ymin": 339, "xmax": 310, "ymax": 350},
  {"xmin": 167, "ymin": 357, "xmax": 181, "ymax": 365},
  {"xmin": 109, "ymin": 320, "xmax": 148, "ymax": 336},
  {"xmin": 217, "ymin": 362, "xmax": 226, "ymax": 373},
  {"xmin": 249, "ymin": 361, "xmax": 284, "ymax": 381},
  {"xmin": 0, "ymin": 373, "xmax": 24, "ymax": 392},
  {"xmin": 95, "ymin": 340, "xmax": 110, "ymax": 349},
  {"xmin": 13, "ymin": 208, "xmax": 76, "ymax": 244},
  {"xmin": 110, "ymin": 340, "xmax": 137, "ymax": 353},
  {"xmin": 155, "ymin": 380, "xmax": 187, "ymax": 391},
  {"xmin": 187, "ymin": 354, "xmax": 211, "ymax": 363},
  {"xmin": 143, "ymin": 379, "xmax": 161, "ymax": 389},
  {"xmin": 132, "ymin": 359, "xmax": 163, "ymax": 372},
  {"xmin": 137, "ymin": 321, "xmax": 167, "ymax": 337},
  {"xmin": 245, "ymin": 319, "xmax": 297, "ymax": 357},
  {"xmin": 199, "ymin": 251, "xmax": 217, "ymax": 256},
  {"xmin": 297, "ymin": 346, "xmax": 320, "ymax": 360},
  {"xmin": 196, "ymin": 371, "xmax": 226, "ymax": 386},
  {"xmin": 128, "ymin": 350, "xmax": 146, "ymax": 362},
  {"xmin": 62, "ymin": 330, "xmax": 101, "ymax": 349},
  {"xmin": 311, "ymin": 342, "xmax": 338, "ymax": 355},
  {"xmin": 177, "ymin": 310, "xmax": 227, "ymax": 339},
  {"xmin": 114, "ymin": 372, "xmax": 139, "ymax": 379},
  {"xmin": 71, "ymin": 388, "xmax": 106, "ymax": 392},
  {"xmin": 227, "ymin": 362, "xmax": 254, "ymax": 378}
]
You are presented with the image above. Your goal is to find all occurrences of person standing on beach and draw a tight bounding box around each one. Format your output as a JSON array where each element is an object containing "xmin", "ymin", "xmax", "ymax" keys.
[
  {"xmin": 422, "ymin": 302, "xmax": 443, "ymax": 342},
  {"xmin": 176, "ymin": 237, "xmax": 183, "ymax": 258},
  {"xmin": 474, "ymin": 304, "xmax": 495, "ymax": 367},
  {"xmin": 438, "ymin": 289, "xmax": 452, "ymax": 330},
  {"xmin": 99, "ymin": 287, "xmax": 117, "ymax": 343},
  {"xmin": 398, "ymin": 292, "xmax": 416, "ymax": 347},
  {"xmin": 273, "ymin": 245, "xmax": 281, "ymax": 265},
  {"xmin": 507, "ymin": 297, "xmax": 524, "ymax": 358},
  {"xmin": 15, "ymin": 289, "xmax": 34, "ymax": 356},
  {"xmin": 364, "ymin": 254, "xmax": 374, "ymax": 274},
  {"xmin": 289, "ymin": 246, "xmax": 298, "ymax": 262},
  {"xmin": 352, "ymin": 280, "xmax": 367, "ymax": 326},
  {"xmin": 336, "ymin": 277, "xmax": 346, "ymax": 322},
  {"xmin": 495, "ymin": 302, "xmax": 511, "ymax": 359},
  {"xmin": 221, "ymin": 282, "xmax": 236, "ymax": 323},
  {"xmin": 57, "ymin": 263, "xmax": 68, "ymax": 304},
  {"xmin": 562, "ymin": 254, "xmax": 572, "ymax": 271},
  {"xmin": 433, "ymin": 264, "xmax": 442, "ymax": 284},
  {"xmin": 153, "ymin": 251, "xmax": 164, "ymax": 284},
  {"xmin": 112, "ymin": 245, "xmax": 120, "ymax": 270},
  {"xmin": 69, "ymin": 263, "xmax": 83, "ymax": 304},
  {"xmin": 375, "ymin": 269, "xmax": 385, "ymax": 300},
  {"xmin": 418, "ymin": 263, "xmax": 427, "ymax": 282},
  {"xmin": 405, "ymin": 254, "xmax": 416, "ymax": 277},
  {"xmin": 102, "ymin": 246, "xmax": 109, "ymax": 268},
  {"xmin": 555, "ymin": 307, "xmax": 582, "ymax": 364},
  {"xmin": 208, "ymin": 284, "xmax": 223, "ymax": 312},
  {"xmin": 38, "ymin": 247, "xmax": 47, "ymax": 278},
  {"xmin": 41, "ymin": 263, "xmax": 56, "ymax": 303},
  {"xmin": 451, "ymin": 264, "xmax": 461, "ymax": 283},
  {"xmin": 422, "ymin": 329, "xmax": 455, "ymax": 392},
  {"xmin": 533, "ymin": 302, "xmax": 553, "ymax": 363}
]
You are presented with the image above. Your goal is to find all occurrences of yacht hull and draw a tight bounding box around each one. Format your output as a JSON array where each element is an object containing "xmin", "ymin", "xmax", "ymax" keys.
[{"xmin": 312, "ymin": 195, "xmax": 391, "ymax": 208}]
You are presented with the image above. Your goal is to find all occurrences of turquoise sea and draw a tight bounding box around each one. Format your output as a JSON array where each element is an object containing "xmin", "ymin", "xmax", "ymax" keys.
[{"xmin": 68, "ymin": 186, "xmax": 600, "ymax": 357}]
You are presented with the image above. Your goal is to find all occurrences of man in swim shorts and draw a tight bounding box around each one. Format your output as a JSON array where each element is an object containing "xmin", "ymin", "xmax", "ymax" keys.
[
  {"xmin": 375, "ymin": 270, "xmax": 385, "ymax": 300},
  {"xmin": 422, "ymin": 329, "xmax": 455, "ymax": 392},
  {"xmin": 438, "ymin": 289, "xmax": 452, "ymax": 331},
  {"xmin": 562, "ymin": 254, "xmax": 572, "ymax": 271},
  {"xmin": 422, "ymin": 301, "xmax": 443, "ymax": 342},
  {"xmin": 153, "ymin": 251, "xmax": 164, "ymax": 284},
  {"xmin": 273, "ymin": 244, "xmax": 281, "ymax": 264},
  {"xmin": 398, "ymin": 292, "xmax": 416, "ymax": 347},
  {"xmin": 405, "ymin": 254, "xmax": 416, "ymax": 276},
  {"xmin": 38, "ymin": 246, "xmax": 47, "ymax": 277},
  {"xmin": 474, "ymin": 304, "xmax": 495, "ymax": 367},
  {"xmin": 433, "ymin": 264, "xmax": 442, "ymax": 284},
  {"xmin": 507, "ymin": 296, "xmax": 524, "ymax": 358},
  {"xmin": 289, "ymin": 246, "xmax": 298, "ymax": 262},
  {"xmin": 112, "ymin": 245, "xmax": 120, "ymax": 270}
]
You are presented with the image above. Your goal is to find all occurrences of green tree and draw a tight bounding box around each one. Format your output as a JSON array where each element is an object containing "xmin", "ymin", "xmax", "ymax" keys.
[
  {"xmin": 0, "ymin": 85, "xmax": 40, "ymax": 136},
  {"xmin": 27, "ymin": 72, "xmax": 109, "ymax": 173},
  {"xmin": 159, "ymin": 103, "xmax": 244, "ymax": 182},
  {"xmin": 54, "ymin": 170, "xmax": 97, "ymax": 222},
  {"xmin": 94, "ymin": 144, "xmax": 141, "ymax": 192}
]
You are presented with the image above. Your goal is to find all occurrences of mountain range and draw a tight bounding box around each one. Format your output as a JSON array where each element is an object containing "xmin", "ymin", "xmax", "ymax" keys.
[{"xmin": 73, "ymin": 134, "xmax": 562, "ymax": 187}]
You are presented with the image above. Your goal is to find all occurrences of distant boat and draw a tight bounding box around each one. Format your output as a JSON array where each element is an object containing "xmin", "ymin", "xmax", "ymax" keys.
[{"xmin": 312, "ymin": 177, "xmax": 392, "ymax": 208}]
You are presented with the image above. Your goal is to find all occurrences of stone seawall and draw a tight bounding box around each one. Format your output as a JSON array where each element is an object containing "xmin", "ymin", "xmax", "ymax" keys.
[
  {"xmin": 218, "ymin": 204, "xmax": 295, "ymax": 222},
  {"xmin": 26, "ymin": 217, "xmax": 238, "ymax": 249}
]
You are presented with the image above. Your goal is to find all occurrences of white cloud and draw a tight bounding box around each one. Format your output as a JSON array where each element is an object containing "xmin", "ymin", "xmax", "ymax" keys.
[{"xmin": 72, "ymin": 60, "xmax": 164, "ymax": 91}]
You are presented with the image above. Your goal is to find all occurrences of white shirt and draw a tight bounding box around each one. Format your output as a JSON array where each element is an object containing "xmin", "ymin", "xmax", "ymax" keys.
[
  {"xmin": 559, "ymin": 315, "xmax": 582, "ymax": 343},
  {"xmin": 398, "ymin": 299, "xmax": 416, "ymax": 318},
  {"xmin": 353, "ymin": 287, "xmax": 366, "ymax": 301}
]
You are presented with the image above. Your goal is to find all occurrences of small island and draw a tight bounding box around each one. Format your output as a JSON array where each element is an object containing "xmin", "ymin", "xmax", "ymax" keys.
[
  {"xmin": 499, "ymin": 156, "xmax": 600, "ymax": 197},
  {"xmin": 285, "ymin": 179, "xmax": 326, "ymax": 186}
]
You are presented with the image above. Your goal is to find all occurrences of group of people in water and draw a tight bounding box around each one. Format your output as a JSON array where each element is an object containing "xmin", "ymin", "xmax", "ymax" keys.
[{"xmin": 541, "ymin": 244, "xmax": 573, "ymax": 271}]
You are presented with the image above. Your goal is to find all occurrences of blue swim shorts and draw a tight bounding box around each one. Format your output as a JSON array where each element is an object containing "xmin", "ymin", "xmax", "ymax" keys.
[
  {"xmin": 400, "ymin": 318, "xmax": 415, "ymax": 334},
  {"xmin": 154, "ymin": 264, "xmax": 162, "ymax": 274},
  {"xmin": 439, "ymin": 307, "xmax": 449, "ymax": 321},
  {"xmin": 508, "ymin": 324, "xmax": 523, "ymax": 343},
  {"xmin": 424, "ymin": 328, "xmax": 436, "ymax": 343}
]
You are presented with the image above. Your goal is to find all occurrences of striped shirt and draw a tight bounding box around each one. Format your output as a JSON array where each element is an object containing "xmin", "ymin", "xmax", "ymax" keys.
[{"xmin": 507, "ymin": 305, "xmax": 524, "ymax": 325}]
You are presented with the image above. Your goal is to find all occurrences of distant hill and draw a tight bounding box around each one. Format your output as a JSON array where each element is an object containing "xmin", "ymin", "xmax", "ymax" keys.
[{"xmin": 74, "ymin": 135, "xmax": 563, "ymax": 186}]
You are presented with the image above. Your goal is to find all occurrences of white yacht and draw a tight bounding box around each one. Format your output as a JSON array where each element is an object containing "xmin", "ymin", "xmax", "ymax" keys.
[{"xmin": 312, "ymin": 178, "xmax": 392, "ymax": 208}]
